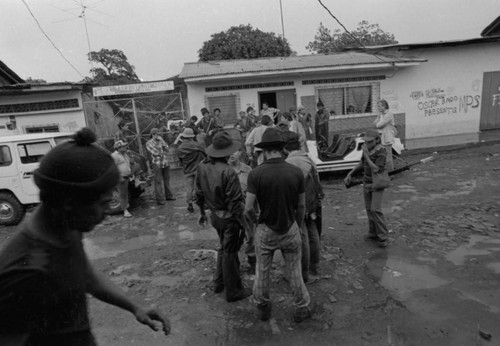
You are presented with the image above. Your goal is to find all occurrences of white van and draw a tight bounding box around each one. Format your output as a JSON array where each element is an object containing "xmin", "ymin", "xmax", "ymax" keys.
[{"xmin": 0, "ymin": 132, "xmax": 73, "ymax": 226}]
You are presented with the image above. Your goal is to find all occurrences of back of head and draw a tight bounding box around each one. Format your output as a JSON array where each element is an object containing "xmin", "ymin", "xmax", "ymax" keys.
[
  {"xmin": 34, "ymin": 128, "xmax": 119, "ymax": 204},
  {"xmin": 261, "ymin": 115, "xmax": 271, "ymax": 126}
]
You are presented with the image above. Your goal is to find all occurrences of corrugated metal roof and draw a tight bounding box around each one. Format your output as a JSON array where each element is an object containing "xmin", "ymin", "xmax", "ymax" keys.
[
  {"xmin": 179, "ymin": 52, "xmax": 424, "ymax": 80},
  {"xmin": 354, "ymin": 36, "xmax": 500, "ymax": 50}
]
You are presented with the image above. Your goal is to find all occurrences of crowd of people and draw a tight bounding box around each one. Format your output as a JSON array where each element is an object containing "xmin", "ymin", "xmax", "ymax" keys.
[{"xmin": 0, "ymin": 99, "xmax": 395, "ymax": 342}]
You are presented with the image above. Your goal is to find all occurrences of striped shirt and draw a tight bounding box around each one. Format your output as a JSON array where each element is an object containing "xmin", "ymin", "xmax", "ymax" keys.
[{"xmin": 146, "ymin": 137, "xmax": 169, "ymax": 168}]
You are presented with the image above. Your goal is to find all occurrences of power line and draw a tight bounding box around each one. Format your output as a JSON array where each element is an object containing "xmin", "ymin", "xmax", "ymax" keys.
[
  {"xmin": 316, "ymin": 0, "xmax": 395, "ymax": 64},
  {"xmin": 20, "ymin": 0, "xmax": 85, "ymax": 78}
]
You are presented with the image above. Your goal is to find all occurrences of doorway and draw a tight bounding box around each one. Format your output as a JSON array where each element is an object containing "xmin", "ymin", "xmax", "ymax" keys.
[{"xmin": 258, "ymin": 89, "xmax": 296, "ymax": 114}]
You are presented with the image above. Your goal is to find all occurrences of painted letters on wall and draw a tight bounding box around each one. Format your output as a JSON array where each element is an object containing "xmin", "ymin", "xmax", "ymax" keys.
[{"xmin": 410, "ymin": 87, "xmax": 480, "ymax": 117}]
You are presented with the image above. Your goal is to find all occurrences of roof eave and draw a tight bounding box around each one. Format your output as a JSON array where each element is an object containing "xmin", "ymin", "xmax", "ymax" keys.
[{"xmin": 182, "ymin": 61, "xmax": 424, "ymax": 83}]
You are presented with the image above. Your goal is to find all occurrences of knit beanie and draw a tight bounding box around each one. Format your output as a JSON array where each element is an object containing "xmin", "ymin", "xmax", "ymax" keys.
[{"xmin": 34, "ymin": 128, "xmax": 119, "ymax": 200}]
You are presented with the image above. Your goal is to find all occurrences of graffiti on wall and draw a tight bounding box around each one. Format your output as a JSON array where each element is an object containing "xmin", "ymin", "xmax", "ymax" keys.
[
  {"xmin": 492, "ymin": 94, "xmax": 500, "ymax": 107},
  {"xmin": 410, "ymin": 87, "xmax": 480, "ymax": 117}
]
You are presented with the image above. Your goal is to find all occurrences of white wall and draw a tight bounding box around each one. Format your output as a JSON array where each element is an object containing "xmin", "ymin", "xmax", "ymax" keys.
[
  {"xmin": 381, "ymin": 44, "xmax": 500, "ymax": 149},
  {"xmin": 0, "ymin": 90, "xmax": 85, "ymax": 136},
  {"xmin": 185, "ymin": 70, "xmax": 385, "ymax": 118}
]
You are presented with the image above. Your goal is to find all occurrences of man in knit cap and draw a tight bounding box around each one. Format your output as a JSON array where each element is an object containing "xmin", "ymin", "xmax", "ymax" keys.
[{"xmin": 0, "ymin": 128, "xmax": 170, "ymax": 345}]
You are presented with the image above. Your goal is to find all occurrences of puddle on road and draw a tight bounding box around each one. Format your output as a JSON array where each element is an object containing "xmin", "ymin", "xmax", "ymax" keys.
[
  {"xmin": 84, "ymin": 230, "xmax": 169, "ymax": 260},
  {"xmin": 486, "ymin": 262, "xmax": 500, "ymax": 274},
  {"xmin": 84, "ymin": 226, "xmax": 219, "ymax": 259},
  {"xmin": 366, "ymin": 253, "xmax": 448, "ymax": 301},
  {"xmin": 445, "ymin": 235, "xmax": 500, "ymax": 266},
  {"xmin": 178, "ymin": 227, "xmax": 219, "ymax": 241}
]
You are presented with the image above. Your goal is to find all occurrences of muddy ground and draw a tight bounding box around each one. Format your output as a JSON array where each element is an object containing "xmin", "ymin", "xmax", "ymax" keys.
[{"xmin": 1, "ymin": 143, "xmax": 500, "ymax": 346}]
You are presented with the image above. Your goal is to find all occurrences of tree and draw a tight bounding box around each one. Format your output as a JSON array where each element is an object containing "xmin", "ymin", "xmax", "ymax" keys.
[
  {"xmin": 87, "ymin": 48, "xmax": 140, "ymax": 85},
  {"xmin": 25, "ymin": 77, "xmax": 47, "ymax": 84},
  {"xmin": 306, "ymin": 20, "xmax": 398, "ymax": 54},
  {"xmin": 198, "ymin": 24, "xmax": 293, "ymax": 61}
]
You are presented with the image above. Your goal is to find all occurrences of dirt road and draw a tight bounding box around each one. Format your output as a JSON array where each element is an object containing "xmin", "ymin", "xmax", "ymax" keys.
[{"xmin": 1, "ymin": 143, "xmax": 500, "ymax": 346}]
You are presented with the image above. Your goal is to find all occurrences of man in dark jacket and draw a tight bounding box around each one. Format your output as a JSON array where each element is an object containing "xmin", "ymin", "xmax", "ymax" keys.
[
  {"xmin": 195, "ymin": 131, "xmax": 252, "ymax": 303},
  {"xmin": 177, "ymin": 127, "xmax": 206, "ymax": 213}
]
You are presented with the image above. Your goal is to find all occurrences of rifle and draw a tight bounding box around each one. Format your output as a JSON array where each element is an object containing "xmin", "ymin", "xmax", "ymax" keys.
[{"xmin": 345, "ymin": 156, "xmax": 434, "ymax": 189}]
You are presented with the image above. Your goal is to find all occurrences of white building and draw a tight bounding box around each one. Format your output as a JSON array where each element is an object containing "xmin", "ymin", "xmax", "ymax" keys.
[
  {"xmin": 179, "ymin": 20, "xmax": 500, "ymax": 150},
  {"xmin": 0, "ymin": 83, "xmax": 87, "ymax": 137}
]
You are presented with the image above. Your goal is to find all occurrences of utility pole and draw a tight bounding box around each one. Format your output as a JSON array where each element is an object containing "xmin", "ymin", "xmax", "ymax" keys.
[{"xmin": 279, "ymin": 0, "xmax": 286, "ymax": 56}]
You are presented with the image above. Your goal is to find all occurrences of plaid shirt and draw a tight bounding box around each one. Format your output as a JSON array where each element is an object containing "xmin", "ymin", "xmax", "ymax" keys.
[{"xmin": 146, "ymin": 137, "xmax": 169, "ymax": 168}]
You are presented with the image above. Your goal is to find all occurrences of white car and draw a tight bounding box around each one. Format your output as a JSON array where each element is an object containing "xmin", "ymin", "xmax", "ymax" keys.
[
  {"xmin": 307, "ymin": 133, "xmax": 405, "ymax": 173},
  {"xmin": 0, "ymin": 132, "xmax": 73, "ymax": 225}
]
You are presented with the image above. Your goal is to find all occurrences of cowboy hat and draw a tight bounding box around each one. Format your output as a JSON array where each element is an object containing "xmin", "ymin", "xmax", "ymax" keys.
[{"xmin": 205, "ymin": 131, "xmax": 240, "ymax": 158}]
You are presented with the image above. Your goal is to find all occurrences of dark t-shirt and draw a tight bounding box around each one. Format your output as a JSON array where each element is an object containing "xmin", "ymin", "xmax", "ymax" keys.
[
  {"xmin": 362, "ymin": 145, "xmax": 387, "ymax": 183},
  {"xmin": 0, "ymin": 222, "xmax": 95, "ymax": 345},
  {"xmin": 247, "ymin": 157, "xmax": 305, "ymax": 233}
]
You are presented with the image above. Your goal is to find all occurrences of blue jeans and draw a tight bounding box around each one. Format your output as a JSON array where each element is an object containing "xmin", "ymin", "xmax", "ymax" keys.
[
  {"xmin": 152, "ymin": 164, "xmax": 174, "ymax": 202},
  {"xmin": 253, "ymin": 222, "xmax": 310, "ymax": 308}
]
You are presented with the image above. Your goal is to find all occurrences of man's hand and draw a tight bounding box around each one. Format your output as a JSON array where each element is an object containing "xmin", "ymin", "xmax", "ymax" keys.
[
  {"xmin": 344, "ymin": 173, "xmax": 352, "ymax": 186},
  {"xmin": 135, "ymin": 307, "xmax": 171, "ymax": 335},
  {"xmin": 198, "ymin": 214, "xmax": 207, "ymax": 226},
  {"xmin": 362, "ymin": 144, "xmax": 370, "ymax": 158}
]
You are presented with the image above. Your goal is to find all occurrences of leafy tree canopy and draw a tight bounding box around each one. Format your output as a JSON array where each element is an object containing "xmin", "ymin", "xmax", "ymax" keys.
[
  {"xmin": 86, "ymin": 48, "xmax": 140, "ymax": 85},
  {"xmin": 198, "ymin": 24, "xmax": 293, "ymax": 61},
  {"xmin": 306, "ymin": 20, "xmax": 398, "ymax": 54}
]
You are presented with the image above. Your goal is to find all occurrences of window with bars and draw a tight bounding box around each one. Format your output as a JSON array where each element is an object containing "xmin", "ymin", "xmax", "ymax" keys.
[
  {"xmin": 25, "ymin": 124, "xmax": 60, "ymax": 133},
  {"xmin": 205, "ymin": 94, "xmax": 240, "ymax": 125},
  {"xmin": 318, "ymin": 84, "xmax": 376, "ymax": 116}
]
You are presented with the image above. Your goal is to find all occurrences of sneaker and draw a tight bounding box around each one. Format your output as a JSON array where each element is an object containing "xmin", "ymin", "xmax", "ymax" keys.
[
  {"xmin": 123, "ymin": 210, "xmax": 132, "ymax": 218},
  {"xmin": 364, "ymin": 233, "xmax": 379, "ymax": 241},
  {"xmin": 293, "ymin": 306, "xmax": 312, "ymax": 323},
  {"xmin": 227, "ymin": 287, "xmax": 252, "ymax": 302},
  {"xmin": 187, "ymin": 203, "xmax": 195, "ymax": 213},
  {"xmin": 377, "ymin": 239, "xmax": 389, "ymax": 248},
  {"xmin": 257, "ymin": 302, "xmax": 272, "ymax": 321}
]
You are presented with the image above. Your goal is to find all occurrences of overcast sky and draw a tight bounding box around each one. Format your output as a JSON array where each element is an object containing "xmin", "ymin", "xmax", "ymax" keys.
[{"xmin": 2, "ymin": 0, "xmax": 500, "ymax": 83}]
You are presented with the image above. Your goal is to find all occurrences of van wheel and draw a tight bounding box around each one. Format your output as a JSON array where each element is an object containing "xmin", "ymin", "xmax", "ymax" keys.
[
  {"xmin": 106, "ymin": 187, "xmax": 123, "ymax": 215},
  {"xmin": 0, "ymin": 192, "xmax": 25, "ymax": 226}
]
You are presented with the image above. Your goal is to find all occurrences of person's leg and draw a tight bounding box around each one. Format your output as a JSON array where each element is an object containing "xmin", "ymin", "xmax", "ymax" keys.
[
  {"xmin": 162, "ymin": 166, "xmax": 175, "ymax": 200},
  {"xmin": 315, "ymin": 204, "xmax": 322, "ymax": 239},
  {"xmin": 185, "ymin": 174, "xmax": 195, "ymax": 211},
  {"xmin": 300, "ymin": 223, "xmax": 310, "ymax": 283},
  {"xmin": 281, "ymin": 222, "xmax": 310, "ymax": 308},
  {"xmin": 253, "ymin": 224, "xmax": 276, "ymax": 317},
  {"xmin": 384, "ymin": 145, "xmax": 394, "ymax": 171},
  {"xmin": 244, "ymin": 216, "xmax": 256, "ymax": 273},
  {"xmin": 371, "ymin": 189, "xmax": 389, "ymax": 243},
  {"xmin": 212, "ymin": 216, "xmax": 224, "ymax": 293},
  {"xmin": 152, "ymin": 164, "xmax": 164, "ymax": 204},
  {"xmin": 306, "ymin": 217, "xmax": 320, "ymax": 275},
  {"xmin": 363, "ymin": 187, "xmax": 377, "ymax": 239},
  {"xmin": 220, "ymin": 217, "xmax": 248, "ymax": 302}
]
